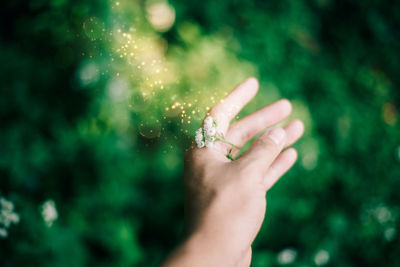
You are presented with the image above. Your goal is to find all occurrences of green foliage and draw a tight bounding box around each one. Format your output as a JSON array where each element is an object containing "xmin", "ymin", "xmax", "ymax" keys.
[{"xmin": 1, "ymin": 0, "xmax": 399, "ymax": 266}]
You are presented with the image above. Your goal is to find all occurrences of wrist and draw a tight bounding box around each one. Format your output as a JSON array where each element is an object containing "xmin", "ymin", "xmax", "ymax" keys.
[
  {"xmin": 162, "ymin": 231, "xmax": 244, "ymax": 267},
  {"xmin": 181, "ymin": 229, "xmax": 246, "ymax": 266}
]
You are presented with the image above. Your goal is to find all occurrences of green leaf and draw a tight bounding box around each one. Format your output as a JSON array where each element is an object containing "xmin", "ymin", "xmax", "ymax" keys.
[{"xmin": 226, "ymin": 148, "xmax": 234, "ymax": 161}]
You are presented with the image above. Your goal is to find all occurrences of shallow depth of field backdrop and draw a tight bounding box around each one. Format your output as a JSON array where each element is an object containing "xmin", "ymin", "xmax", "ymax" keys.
[{"xmin": 1, "ymin": 0, "xmax": 400, "ymax": 266}]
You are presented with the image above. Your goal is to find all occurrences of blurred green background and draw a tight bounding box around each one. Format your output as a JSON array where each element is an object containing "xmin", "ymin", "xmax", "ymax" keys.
[{"xmin": 1, "ymin": 0, "xmax": 399, "ymax": 266}]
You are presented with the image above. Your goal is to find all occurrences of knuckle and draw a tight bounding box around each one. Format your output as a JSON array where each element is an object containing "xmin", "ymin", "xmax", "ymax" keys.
[
  {"xmin": 238, "ymin": 128, "xmax": 253, "ymax": 143},
  {"xmin": 255, "ymin": 136, "xmax": 272, "ymax": 149},
  {"xmin": 257, "ymin": 135, "xmax": 280, "ymax": 152}
]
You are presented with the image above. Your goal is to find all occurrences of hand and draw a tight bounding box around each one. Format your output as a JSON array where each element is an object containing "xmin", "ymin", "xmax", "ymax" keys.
[{"xmin": 161, "ymin": 78, "xmax": 304, "ymax": 267}]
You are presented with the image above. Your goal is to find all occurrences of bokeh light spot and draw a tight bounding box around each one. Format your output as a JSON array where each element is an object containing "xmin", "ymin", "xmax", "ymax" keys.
[
  {"xmin": 145, "ymin": 0, "xmax": 175, "ymax": 32},
  {"xmin": 83, "ymin": 17, "xmax": 105, "ymax": 39}
]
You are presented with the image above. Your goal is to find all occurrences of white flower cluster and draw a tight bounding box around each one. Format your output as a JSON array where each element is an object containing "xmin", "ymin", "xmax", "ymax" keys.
[
  {"xmin": 195, "ymin": 116, "xmax": 217, "ymax": 148},
  {"xmin": 0, "ymin": 197, "xmax": 20, "ymax": 238},
  {"xmin": 41, "ymin": 199, "xmax": 58, "ymax": 227}
]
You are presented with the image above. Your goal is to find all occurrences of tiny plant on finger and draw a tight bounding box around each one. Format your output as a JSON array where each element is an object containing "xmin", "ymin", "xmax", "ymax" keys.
[{"xmin": 195, "ymin": 116, "xmax": 242, "ymax": 161}]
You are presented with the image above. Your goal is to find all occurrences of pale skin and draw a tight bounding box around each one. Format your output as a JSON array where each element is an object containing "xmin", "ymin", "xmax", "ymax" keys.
[{"xmin": 161, "ymin": 78, "xmax": 304, "ymax": 267}]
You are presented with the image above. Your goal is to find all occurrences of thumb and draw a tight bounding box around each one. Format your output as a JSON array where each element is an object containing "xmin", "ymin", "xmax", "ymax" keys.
[{"xmin": 236, "ymin": 127, "xmax": 286, "ymax": 176}]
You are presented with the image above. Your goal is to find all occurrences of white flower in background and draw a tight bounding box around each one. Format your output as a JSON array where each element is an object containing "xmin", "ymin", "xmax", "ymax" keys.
[
  {"xmin": 41, "ymin": 199, "xmax": 58, "ymax": 227},
  {"xmin": 277, "ymin": 248, "xmax": 297, "ymax": 265},
  {"xmin": 146, "ymin": 0, "xmax": 176, "ymax": 32},
  {"xmin": 384, "ymin": 226, "xmax": 396, "ymax": 242},
  {"xmin": 314, "ymin": 249, "xmax": 330, "ymax": 266},
  {"xmin": 0, "ymin": 228, "xmax": 7, "ymax": 238},
  {"xmin": 1, "ymin": 197, "xmax": 14, "ymax": 211},
  {"xmin": 79, "ymin": 61, "xmax": 99, "ymax": 86},
  {"xmin": 374, "ymin": 206, "xmax": 392, "ymax": 224},
  {"xmin": 395, "ymin": 145, "xmax": 400, "ymax": 162},
  {"xmin": 0, "ymin": 197, "xmax": 20, "ymax": 238}
]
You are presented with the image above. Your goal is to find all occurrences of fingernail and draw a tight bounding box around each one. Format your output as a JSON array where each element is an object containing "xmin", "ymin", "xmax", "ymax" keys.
[
  {"xmin": 246, "ymin": 77, "xmax": 258, "ymax": 85},
  {"xmin": 268, "ymin": 127, "xmax": 286, "ymax": 145}
]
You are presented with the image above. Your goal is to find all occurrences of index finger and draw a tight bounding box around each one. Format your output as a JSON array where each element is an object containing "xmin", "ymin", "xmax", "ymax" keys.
[{"xmin": 208, "ymin": 77, "xmax": 259, "ymax": 135}]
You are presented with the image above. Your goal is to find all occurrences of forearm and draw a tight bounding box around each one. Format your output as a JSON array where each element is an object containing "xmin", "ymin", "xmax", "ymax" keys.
[{"xmin": 161, "ymin": 232, "xmax": 246, "ymax": 267}]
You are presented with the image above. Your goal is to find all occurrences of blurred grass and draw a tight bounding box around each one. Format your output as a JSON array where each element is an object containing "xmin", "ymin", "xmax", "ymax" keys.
[{"xmin": 0, "ymin": 0, "xmax": 399, "ymax": 266}]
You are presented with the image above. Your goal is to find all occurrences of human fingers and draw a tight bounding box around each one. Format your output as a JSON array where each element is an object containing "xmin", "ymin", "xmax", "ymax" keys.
[
  {"xmin": 236, "ymin": 127, "xmax": 286, "ymax": 176},
  {"xmin": 263, "ymin": 148, "xmax": 297, "ymax": 191},
  {"xmin": 208, "ymin": 78, "xmax": 259, "ymax": 135},
  {"xmin": 283, "ymin": 120, "xmax": 304, "ymax": 147},
  {"xmin": 237, "ymin": 247, "xmax": 252, "ymax": 267},
  {"xmin": 226, "ymin": 99, "xmax": 292, "ymax": 147}
]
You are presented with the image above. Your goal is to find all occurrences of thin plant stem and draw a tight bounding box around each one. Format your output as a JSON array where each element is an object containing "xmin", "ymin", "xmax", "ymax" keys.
[{"xmin": 215, "ymin": 137, "xmax": 242, "ymax": 150}]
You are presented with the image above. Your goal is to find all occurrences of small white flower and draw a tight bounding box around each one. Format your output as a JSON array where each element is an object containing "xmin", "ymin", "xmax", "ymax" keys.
[
  {"xmin": 41, "ymin": 199, "xmax": 58, "ymax": 227},
  {"xmin": 314, "ymin": 249, "xmax": 330, "ymax": 266},
  {"xmin": 0, "ymin": 198, "xmax": 14, "ymax": 211},
  {"xmin": 0, "ymin": 212, "xmax": 19, "ymax": 227},
  {"xmin": 196, "ymin": 116, "xmax": 219, "ymax": 148},
  {"xmin": 195, "ymin": 129, "xmax": 206, "ymax": 148},
  {"xmin": 0, "ymin": 227, "xmax": 7, "ymax": 238},
  {"xmin": 204, "ymin": 116, "xmax": 213, "ymax": 129},
  {"xmin": 0, "ymin": 197, "xmax": 19, "ymax": 239},
  {"xmin": 195, "ymin": 132, "xmax": 204, "ymax": 143},
  {"xmin": 195, "ymin": 133, "xmax": 203, "ymax": 140},
  {"xmin": 197, "ymin": 140, "xmax": 205, "ymax": 148},
  {"xmin": 205, "ymin": 127, "xmax": 216, "ymax": 137},
  {"xmin": 205, "ymin": 140, "xmax": 214, "ymax": 148},
  {"xmin": 277, "ymin": 248, "xmax": 297, "ymax": 265}
]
